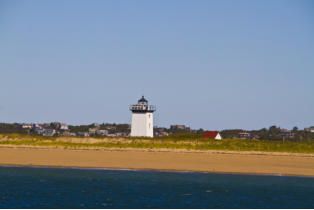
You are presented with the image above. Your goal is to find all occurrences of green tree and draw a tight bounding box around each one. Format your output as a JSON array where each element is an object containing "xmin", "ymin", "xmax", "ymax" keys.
[
  {"xmin": 257, "ymin": 128, "xmax": 268, "ymax": 140},
  {"xmin": 196, "ymin": 128, "xmax": 204, "ymax": 135},
  {"xmin": 269, "ymin": 126, "xmax": 281, "ymax": 140}
]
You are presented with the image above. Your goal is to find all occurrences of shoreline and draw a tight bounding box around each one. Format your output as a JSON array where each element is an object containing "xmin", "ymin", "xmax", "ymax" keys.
[
  {"xmin": 1, "ymin": 164, "xmax": 314, "ymax": 178},
  {"xmin": 1, "ymin": 146, "xmax": 314, "ymax": 177}
]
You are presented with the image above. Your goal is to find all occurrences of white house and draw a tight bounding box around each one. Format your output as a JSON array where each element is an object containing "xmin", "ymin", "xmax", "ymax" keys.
[{"xmin": 305, "ymin": 126, "xmax": 314, "ymax": 133}]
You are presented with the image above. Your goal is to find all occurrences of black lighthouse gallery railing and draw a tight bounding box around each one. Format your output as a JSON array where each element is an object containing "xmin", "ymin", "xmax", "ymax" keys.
[{"xmin": 130, "ymin": 104, "xmax": 156, "ymax": 112}]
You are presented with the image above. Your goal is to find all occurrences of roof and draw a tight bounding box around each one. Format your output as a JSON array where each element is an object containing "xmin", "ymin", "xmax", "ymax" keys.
[
  {"xmin": 201, "ymin": 131, "xmax": 219, "ymax": 139},
  {"xmin": 138, "ymin": 96, "xmax": 148, "ymax": 103}
]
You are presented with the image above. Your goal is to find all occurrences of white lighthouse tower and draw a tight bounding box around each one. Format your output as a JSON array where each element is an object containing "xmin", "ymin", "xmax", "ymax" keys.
[{"xmin": 130, "ymin": 96, "xmax": 156, "ymax": 137}]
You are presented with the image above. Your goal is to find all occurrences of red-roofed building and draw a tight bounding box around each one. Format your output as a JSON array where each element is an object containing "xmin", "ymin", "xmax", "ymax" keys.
[{"xmin": 201, "ymin": 131, "xmax": 222, "ymax": 140}]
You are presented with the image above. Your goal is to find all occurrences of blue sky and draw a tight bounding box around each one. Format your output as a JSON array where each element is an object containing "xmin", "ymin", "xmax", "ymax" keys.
[{"xmin": 0, "ymin": 0, "xmax": 313, "ymax": 130}]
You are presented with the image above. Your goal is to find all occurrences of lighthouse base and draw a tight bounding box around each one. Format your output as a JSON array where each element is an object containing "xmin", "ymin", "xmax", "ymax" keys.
[{"xmin": 131, "ymin": 112, "xmax": 154, "ymax": 137}]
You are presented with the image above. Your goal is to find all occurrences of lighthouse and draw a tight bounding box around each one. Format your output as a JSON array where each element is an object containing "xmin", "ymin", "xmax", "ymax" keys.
[{"xmin": 130, "ymin": 96, "xmax": 156, "ymax": 137}]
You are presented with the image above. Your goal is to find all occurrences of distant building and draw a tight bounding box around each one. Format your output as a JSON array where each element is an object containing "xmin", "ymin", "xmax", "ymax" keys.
[
  {"xmin": 202, "ymin": 131, "xmax": 222, "ymax": 140},
  {"xmin": 105, "ymin": 125, "xmax": 116, "ymax": 130},
  {"xmin": 115, "ymin": 132, "xmax": 128, "ymax": 137},
  {"xmin": 155, "ymin": 131, "xmax": 169, "ymax": 137},
  {"xmin": 78, "ymin": 132, "xmax": 89, "ymax": 137},
  {"xmin": 238, "ymin": 132, "xmax": 250, "ymax": 139},
  {"xmin": 88, "ymin": 128, "xmax": 98, "ymax": 135},
  {"xmin": 43, "ymin": 129, "xmax": 56, "ymax": 137},
  {"xmin": 59, "ymin": 123, "xmax": 68, "ymax": 130},
  {"xmin": 51, "ymin": 122, "xmax": 60, "ymax": 129},
  {"xmin": 33, "ymin": 124, "xmax": 42, "ymax": 129},
  {"xmin": 305, "ymin": 126, "xmax": 314, "ymax": 133},
  {"xmin": 161, "ymin": 131, "xmax": 169, "ymax": 136},
  {"xmin": 34, "ymin": 128, "xmax": 44, "ymax": 135},
  {"xmin": 61, "ymin": 130, "xmax": 76, "ymax": 136},
  {"xmin": 280, "ymin": 129, "xmax": 293, "ymax": 137},
  {"xmin": 51, "ymin": 122, "xmax": 68, "ymax": 130},
  {"xmin": 92, "ymin": 123, "xmax": 100, "ymax": 128},
  {"xmin": 170, "ymin": 125, "xmax": 190, "ymax": 130},
  {"xmin": 20, "ymin": 124, "xmax": 32, "ymax": 129},
  {"xmin": 155, "ymin": 127, "xmax": 166, "ymax": 132},
  {"xmin": 238, "ymin": 132, "xmax": 259, "ymax": 139},
  {"xmin": 43, "ymin": 123, "xmax": 51, "ymax": 128},
  {"xmin": 96, "ymin": 130, "xmax": 108, "ymax": 136}
]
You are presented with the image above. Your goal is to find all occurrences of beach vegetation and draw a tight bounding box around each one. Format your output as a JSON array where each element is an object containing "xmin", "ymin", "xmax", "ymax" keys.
[{"xmin": 0, "ymin": 133, "xmax": 314, "ymax": 154}]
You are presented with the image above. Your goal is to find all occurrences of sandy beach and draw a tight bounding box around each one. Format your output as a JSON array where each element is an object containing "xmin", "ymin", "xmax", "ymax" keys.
[{"xmin": 0, "ymin": 146, "xmax": 314, "ymax": 176}]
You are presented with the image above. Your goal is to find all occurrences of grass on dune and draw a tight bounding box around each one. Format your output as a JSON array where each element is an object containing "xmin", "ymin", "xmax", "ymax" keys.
[{"xmin": 0, "ymin": 133, "xmax": 314, "ymax": 154}]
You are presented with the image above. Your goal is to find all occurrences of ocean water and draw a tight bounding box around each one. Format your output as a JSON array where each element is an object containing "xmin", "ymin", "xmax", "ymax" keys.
[{"xmin": 0, "ymin": 166, "xmax": 313, "ymax": 208}]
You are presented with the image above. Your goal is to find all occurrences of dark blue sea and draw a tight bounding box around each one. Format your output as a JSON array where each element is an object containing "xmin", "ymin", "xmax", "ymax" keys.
[{"xmin": 0, "ymin": 166, "xmax": 313, "ymax": 208}]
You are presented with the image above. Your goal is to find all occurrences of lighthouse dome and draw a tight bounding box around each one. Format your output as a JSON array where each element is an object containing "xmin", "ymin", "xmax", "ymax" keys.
[{"xmin": 138, "ymin": 96, "xmax": 148, "ymax": 105}]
